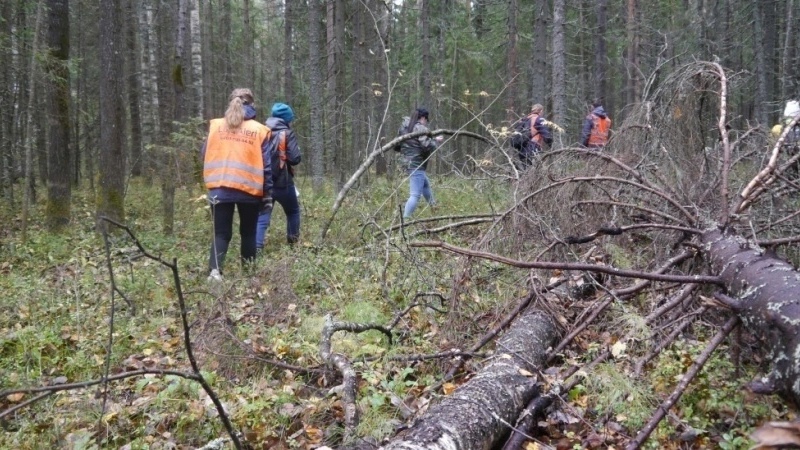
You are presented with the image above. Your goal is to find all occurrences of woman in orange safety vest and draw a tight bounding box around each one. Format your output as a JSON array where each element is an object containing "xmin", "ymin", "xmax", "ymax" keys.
[{"xmin": 202, "ymin": 88, "xmax": 272, "ymax": 281}]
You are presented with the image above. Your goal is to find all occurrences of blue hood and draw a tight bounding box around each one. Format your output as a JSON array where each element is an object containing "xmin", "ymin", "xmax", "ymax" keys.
[{"xmin": 592, "ymin": 106, "xmax": 607, "ymax": 118}]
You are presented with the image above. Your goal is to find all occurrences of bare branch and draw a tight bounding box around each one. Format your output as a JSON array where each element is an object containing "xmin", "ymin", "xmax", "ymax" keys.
[{"xmin": 411, "ymin": 241, "xmax": 721, "ymax": 285}]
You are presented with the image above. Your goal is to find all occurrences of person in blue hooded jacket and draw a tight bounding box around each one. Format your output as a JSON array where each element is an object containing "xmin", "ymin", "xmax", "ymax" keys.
[
  {"xmin": 256, "ymin": 103, "xmax": 302, "ymax": 247},
  {"xmin": 581, "ymin": 99, "xmax": 612, "ymax": 149}
]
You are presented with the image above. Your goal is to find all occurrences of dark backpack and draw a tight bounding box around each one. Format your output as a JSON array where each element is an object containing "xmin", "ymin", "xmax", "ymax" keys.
[
  {"xmin": 509, "ymin": 118, "xmax": 532, "ymax": 150},
  {"xmin": 266, "ymin": 129, "xmax": 293, "ymax": 188},
  {"xmin": 786, "ymin": 123, "xmax": 800, "ymax": 146},
  {"xmin": 393, "ymin": 116, "xmax": 412, "ymax": 152}
]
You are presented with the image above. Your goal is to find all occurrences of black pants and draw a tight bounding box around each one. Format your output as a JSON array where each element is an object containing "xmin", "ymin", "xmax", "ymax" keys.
[
  {"xmin": 516, "ymin": 143, "xmax": 541, "ymax": 169},
  {"xmin": 209, "ymin": 202, "xmax": 259, "ymax": 272}
]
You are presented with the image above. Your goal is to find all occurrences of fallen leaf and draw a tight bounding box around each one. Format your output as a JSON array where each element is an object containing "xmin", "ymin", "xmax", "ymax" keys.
[
  {"xmin": 442, "ymin": 383, "xmax": 457, "ymax": 395},
  {"xmin": 751, "ymin": 421, "xmax": 800, "ymax": 448},
  {"xmin": 6, "ymin": 393, "xmax": 24, "ymax": 403}
]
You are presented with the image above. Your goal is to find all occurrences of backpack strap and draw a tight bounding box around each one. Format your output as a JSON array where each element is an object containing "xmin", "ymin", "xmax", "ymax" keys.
[{"xmin": 276, "ymin": 131, "xmax": 288, "ymax": 169}]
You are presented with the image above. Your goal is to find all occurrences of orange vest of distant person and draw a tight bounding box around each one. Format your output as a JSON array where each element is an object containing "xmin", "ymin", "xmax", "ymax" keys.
[
  {"xmin": 203, "ymin": 118, "xmax": 270, "ymax": 196},
  {"xmin": 588, "ymin": 114, "xmax": 611, "ymax": 147}
]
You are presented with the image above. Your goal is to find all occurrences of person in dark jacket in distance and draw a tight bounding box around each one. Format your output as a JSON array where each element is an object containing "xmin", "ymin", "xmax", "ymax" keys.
[
  {"xmin": 202, "ymin": 88, "xmax": 272, "ymax": 282},
  {"xmin": 581, "ymin": 99, "xmax": 612, "ymax": 149},
  {"xmin": 396, "ymin": 107, "xmax": 443, "ymax": 219},
  {"xmin": 256, "ymin": 103, "xmax": 302, "ymax": 246}
]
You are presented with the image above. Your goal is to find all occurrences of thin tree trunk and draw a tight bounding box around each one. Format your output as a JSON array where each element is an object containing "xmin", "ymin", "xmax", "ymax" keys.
[
  {"xmin": 22, "ymin": 1, "xmax": 44, "ymax": 241},
  {"xmin": 309, "ymin": 0, "xmax": 325, "ymax": 190},
  {"xmin": 283, "ymin": 0, "xmax": 294, "ymax": 99},
  {"xmin": 190, "ymin": 0, "xmax": 203, "ymax": 119},
  {"xmin": 780, "ymin": 0, "xmax": 795, "ymax": 99},
  {"xmin": 551, "ymin": 0, "xmax": 567, "ymax": 133},
  {"xmin": 506, "ymin": 0, "xmax": 519, "ymax": 122},
  {"xmin": 139, "ymin": 0, "xmax": 160, "ymax": 175},
  {"xmin": 531, "ymin": 0, "xmax": 548, "ymax": 106},
  {"xmin": 420, "ymin": 0, "xmax": 432, "ymax": 110},
  {"xmin": 126, "ymin": 0, "xmax": 143, "ymax": 177},
  {"xmin": 594, "ymin": 0, "xmax": 608, "ymax": 105},
  {"xmin": 625, "ymin": 0, "xmax": 640, "ymax": 111},
  {"xmin": 0, "ymin": 0, "xmax": 13, "ymax": 201}
]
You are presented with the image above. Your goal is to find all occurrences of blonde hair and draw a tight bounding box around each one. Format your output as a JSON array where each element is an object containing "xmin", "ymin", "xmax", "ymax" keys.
[
  {"xmin": 531, "ymin": 104, "xmax": 543, "ymax": 115},
  {"xmin": 224, "ymin": 88, "xmax": 255, "ymax": 129}
]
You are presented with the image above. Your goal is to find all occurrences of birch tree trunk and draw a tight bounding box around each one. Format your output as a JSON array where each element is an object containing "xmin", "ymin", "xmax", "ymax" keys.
[
  {"xmin": 125, "ymin": 0, "xmax": 143, "ymax": 177},
  {"xmin": 702, "ymin": 228, "xmax": 800, "ymax": 407},
  {"xmin": 190, "ymin": 0, "xmax": 203, "ymax": 119},
  {"xmin": 380, "ymin": 310, "xmax": 559, "ymax": 450},
  {"xmin": 139, "ymin": 0, "xmax": 160, "ymax": 172}
]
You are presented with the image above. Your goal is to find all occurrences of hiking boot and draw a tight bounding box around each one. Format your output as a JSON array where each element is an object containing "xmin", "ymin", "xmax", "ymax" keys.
[{"xmin": 207, "ymin": 269, "xmax": 223, "ymax": 282}]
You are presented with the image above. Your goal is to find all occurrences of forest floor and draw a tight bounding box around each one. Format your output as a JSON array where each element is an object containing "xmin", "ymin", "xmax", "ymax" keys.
[{"xmin": 0, "ymin": 175, "xmax": 791, "ymax": 449}]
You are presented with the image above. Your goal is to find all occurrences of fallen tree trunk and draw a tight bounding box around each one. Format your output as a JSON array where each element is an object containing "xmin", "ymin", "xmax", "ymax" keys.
[
  {"xmin": 702, "ymin": 228, "xmax": 800, "ymax": 407},
  {"xmin": 379, "ymin": 310, "xmax": 559, "ymax": 450}
]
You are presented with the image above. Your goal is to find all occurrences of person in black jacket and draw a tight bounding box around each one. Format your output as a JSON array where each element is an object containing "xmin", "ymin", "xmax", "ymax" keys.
[
  {"xmin": 395, "ymin": 108, "xmax": 443, "ymax": 219},
  {"xmin": 256, "ymin": 103, "xmax": 302, "ymax": 246}
]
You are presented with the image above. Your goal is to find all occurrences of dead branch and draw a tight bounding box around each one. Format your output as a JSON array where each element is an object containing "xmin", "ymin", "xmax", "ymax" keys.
[
  {"xmin": 734, "ymin": 114, "xmax": 800, "ymax": 214},
  {"xmin": 626, "ymin": 316, "xmax": 739, "ymax": 450},
  {"xmin": 320, "ymin": 315, "xmax": 393, "ymax": 440},
  {"xmin": 411, "ymin": 241, "xmax": 721, "ymax": 286}
]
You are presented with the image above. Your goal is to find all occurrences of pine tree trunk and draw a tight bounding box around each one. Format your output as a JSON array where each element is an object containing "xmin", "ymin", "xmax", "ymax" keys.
[
  {"xmin": 97, "ymin": 0, "xmax": 127, "ymax": 226},
  {"xmin": 126, "ymin": 0, "xmax": 143, "ymax": 177},
  {"xmin": 44, "ymin": 0, "xmax": 72, "ymax": 231}
]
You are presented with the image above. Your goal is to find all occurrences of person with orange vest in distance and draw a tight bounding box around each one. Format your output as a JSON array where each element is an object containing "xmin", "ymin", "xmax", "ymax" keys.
[
  {"xmin": 202, "ymin": 88, "xmax": 273, "ymax": 282},
  {"xmin": 513, "ymin": 103, "xmax": 553, "ymax": 169},
  {"xmin": 581, "ymin": 99, "xmax": 612, "ymax": 149}
]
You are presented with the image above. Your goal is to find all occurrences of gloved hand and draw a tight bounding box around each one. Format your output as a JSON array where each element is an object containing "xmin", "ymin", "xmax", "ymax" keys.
[{"xmin": 260, "ymin": 196, "xmax": 273, "ymax": 214}]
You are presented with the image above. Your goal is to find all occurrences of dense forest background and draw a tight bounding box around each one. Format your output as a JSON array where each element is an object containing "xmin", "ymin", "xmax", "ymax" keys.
[
  {"xmin": 2, "ymin": 0, "xmax": 799, "ymax": 229},
  {"xmin": 3, "ymin": 1, "xmax": 800, "ymax": 449}
]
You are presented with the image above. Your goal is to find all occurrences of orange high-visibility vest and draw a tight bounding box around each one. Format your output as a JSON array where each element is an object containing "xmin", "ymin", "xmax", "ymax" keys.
[
  {"xmin": 588, "ymin": 114, "xmax": 611, "ymax": 147},
  {"xmin": 527, "ymin": 113, "xmax": 543, "ymax": 146},
  {"xmin": 203, "ymin": 118, "xmax": 271, "ymax": 196}
]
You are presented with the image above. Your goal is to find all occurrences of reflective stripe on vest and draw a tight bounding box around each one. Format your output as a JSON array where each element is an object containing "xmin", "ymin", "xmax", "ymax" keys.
[
  {"xmin": 588, "ymin": 114, "xmax": 611, "ymax": 146},
  {"xmin": 527, "ymin": 113, "xmax": 543, "ymax": 145},
  {"xmin": 203, "ymin": 118, "xmax": 270, "ymax": 196}
]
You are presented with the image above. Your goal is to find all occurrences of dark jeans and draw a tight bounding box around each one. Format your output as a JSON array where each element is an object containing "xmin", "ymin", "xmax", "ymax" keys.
[
  {"xmin": 516, "ymin": 142, "xmax": 541, "ymax": 169},
  {"xmin": 209, "ymin": 202, "xmax": 260, "ymax": 272},
  {"xmin": 256, "ymin": 184, "xmax": 301, "ymax": 247}
]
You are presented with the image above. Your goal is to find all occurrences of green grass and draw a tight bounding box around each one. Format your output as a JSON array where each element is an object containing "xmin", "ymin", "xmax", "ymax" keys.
[{"xmin": 0, "ymin": 173, "xmax": 785, "ymax": 449}]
